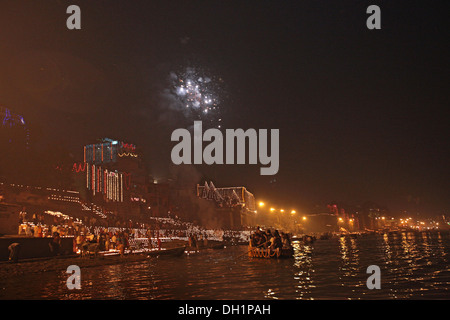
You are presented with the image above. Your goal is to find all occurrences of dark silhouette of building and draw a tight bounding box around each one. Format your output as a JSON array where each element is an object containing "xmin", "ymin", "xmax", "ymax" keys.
[{"xmin": 0, "ymin": 107, "xmax": 31, "ymax": 183}]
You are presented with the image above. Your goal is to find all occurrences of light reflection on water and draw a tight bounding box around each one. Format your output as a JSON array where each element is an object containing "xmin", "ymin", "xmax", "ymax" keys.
[{"xmin": 1, "ymin": 232, "xmax": 449, "ymax": 300}]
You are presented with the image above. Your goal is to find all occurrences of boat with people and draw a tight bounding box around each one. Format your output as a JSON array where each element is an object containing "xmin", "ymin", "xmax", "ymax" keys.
[
  {"xmin": 247, "ymin": 228, "xmax": 294, "ymax": 259},
  {"xmin": 248, "ymin": 246, "xmax": 294, "ymax": 259}
]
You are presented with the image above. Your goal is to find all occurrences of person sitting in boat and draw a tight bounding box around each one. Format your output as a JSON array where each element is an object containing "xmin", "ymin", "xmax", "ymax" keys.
[
  {"xmin": 250, "ymin": 232, "xmax": 259, "ymax": 247},
  {"xmin": 251, "ymin": 229, "xmax": 265, "ymax": 247},
  {"xmin": 281, "ymin": 232, "xmax": 292, "ymax": 249},
  {"xmin": 268, "ymin": 230, "xmax": 283, "ymax": 252},
  {"xmin": 250, "ymin": 230, "xmax": 263, "ymax": 248},
  {"xmin": 262, "ymin": 230, "xmax": 272, "ymax": 248}
]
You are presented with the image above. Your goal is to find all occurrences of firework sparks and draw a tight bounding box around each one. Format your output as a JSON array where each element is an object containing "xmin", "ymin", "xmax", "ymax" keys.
[{"xmin": 167, "ymin": 67, "xmax": 222, "ymax": 128}]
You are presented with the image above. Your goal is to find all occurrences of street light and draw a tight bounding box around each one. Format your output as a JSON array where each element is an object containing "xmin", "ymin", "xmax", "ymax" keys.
[
  {"xmin": 270, "ymin": 207, "xmax": 276, "ymax": 212},
  {"xmin": 302, "ymin": 216, "xmax": 307, "ymax": 221},
  {"xmin": 291, "ymin": 210, "xmax": 296, "ymax": 215},
  {"xmin": 280, "ymin": 209, "xmax": 285, "ymax": 213},
  {"xmin": 258, "ymin": 201, "xmax": 265, "ymax": 207}
]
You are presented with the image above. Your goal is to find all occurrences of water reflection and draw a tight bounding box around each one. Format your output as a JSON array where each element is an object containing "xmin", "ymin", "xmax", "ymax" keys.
[
  {"xmin": 437, "ymin": 232, "xmax": 447, "ymax": 258},
  {"xmin": 338, "ymin": 236, "xmax": 360, "ymax": 278},
  {"xmin": 337, "ymin": 236, "xmax": 364, "ymax": 299},
  {"xmin": 292, "ymin": 240, "xmax": 315, "ymax": 299},
  {"xmin": 382, "ymin": 233, "xmax": 392, "ymax": 263},
  {"xmin": 378, "ymin": 231, "xmax": 450, "ymax": 299},
  {"xmin": 1, "ymin": 232, "xmax": 448, "ymax": 300}
]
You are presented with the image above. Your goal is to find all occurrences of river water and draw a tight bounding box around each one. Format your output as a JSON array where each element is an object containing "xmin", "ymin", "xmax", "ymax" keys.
[{"xmin": 1, "ymin": 232, "xmax": 449, "ymax": 300}]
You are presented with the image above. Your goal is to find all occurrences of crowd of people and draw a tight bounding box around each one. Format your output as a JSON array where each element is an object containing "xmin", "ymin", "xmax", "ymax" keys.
[
  {"xmin": 13, "ymin": 209, "xmax": 254, "ymax": 259},
  {"xmin": 74, "ymin": 229, "xmax": 141, "ymax": 256},
  {"xmin": 187, "ymin": 233, "xmax": 210, "ymax": 251},
  {"xmin": 249, "ymin": 228, "xmax": 292, "ymax": 251}
]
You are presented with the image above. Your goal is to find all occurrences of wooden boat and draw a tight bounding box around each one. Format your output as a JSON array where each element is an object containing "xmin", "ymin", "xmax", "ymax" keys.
[
  {"xmin": 319, "ymin": 232, "xmax": 332, "ymax": 240},
  {"xmin": 102, "ymin": 246, "xmax": 186, "ymax": 258},
  {"xmin": 248, "ymin": 246, "xmax": 294, "ymax": 259},
  {"xmin": 209, "ymin": 243, "xmax": 225, "ymax": 250},
  {"xmin": 340, "ymin": 232, "xmax": 358, "ymax": 239},
  {"xmin": 291, "ymin": 235, "xmax": 316, "ymax": 243},
  {"xmin": 147, "ymin": 246, "xmax": 186, "ymax": 257}
]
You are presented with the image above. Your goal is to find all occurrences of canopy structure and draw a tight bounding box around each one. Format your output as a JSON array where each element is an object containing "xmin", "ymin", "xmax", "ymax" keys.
[{"xmin": 196, "ymin": 181, "xmax": 256, "ymax": 212}]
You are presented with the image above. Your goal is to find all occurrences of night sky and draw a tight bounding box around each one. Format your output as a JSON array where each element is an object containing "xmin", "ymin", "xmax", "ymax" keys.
[{"xmin": 1, "ymin": 1, "xmax": 449, "ymax": 216}]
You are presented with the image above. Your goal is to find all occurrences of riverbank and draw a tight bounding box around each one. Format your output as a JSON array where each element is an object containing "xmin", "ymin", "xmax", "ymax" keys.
[{"xmin": 0, "ymin": 239, "xmax": 226, "ymax": 278}]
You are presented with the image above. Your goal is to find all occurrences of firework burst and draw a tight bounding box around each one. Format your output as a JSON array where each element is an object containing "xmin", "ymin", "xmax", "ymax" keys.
[{"xmin": 167, "ymin": 67, "xmax": 223, "ymax": 128}]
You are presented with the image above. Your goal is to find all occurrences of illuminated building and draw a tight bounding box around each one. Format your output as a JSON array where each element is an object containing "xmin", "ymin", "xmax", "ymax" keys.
[
  {"xmin": 0, "ymin": 106, "xmax": 30, "ymax": 149},
  {"xmin": 72, "ymin": 138, "xmax": 150, "ymax": 218},
  {"xmin": 83, "ymin": 138, "xmax": 137, "ymax": 165}
]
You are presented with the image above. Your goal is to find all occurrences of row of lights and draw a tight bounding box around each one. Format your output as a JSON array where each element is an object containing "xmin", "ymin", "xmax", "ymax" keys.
[
  {"xmin": 400, "ymin": 217, "xmax": 440, "ymax": 227},
  {"xmin": 49, "ymin": 194, "xmax": 80, "ymax": 203},
  {"xmin": 258, "ymin": 201, "xmax": 307, "ymax": 221},
  {"xmin": 1, "ymin": 182, "xmax": 79, "ymax": 194},
  {"xmin": 338, "ymin": 217, "xmax": 355, "ymax": 223}
]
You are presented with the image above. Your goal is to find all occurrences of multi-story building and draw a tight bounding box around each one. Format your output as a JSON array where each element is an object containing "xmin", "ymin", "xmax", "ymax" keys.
[{"xmin": 72, "ymin": 138, "xmax": 150, "ymax": 219}]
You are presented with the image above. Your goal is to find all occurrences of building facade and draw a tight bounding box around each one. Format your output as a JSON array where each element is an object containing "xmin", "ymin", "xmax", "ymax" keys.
[{"xmin": 72, "ymin": 138, "xmax": 150, "ymax": 219}]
